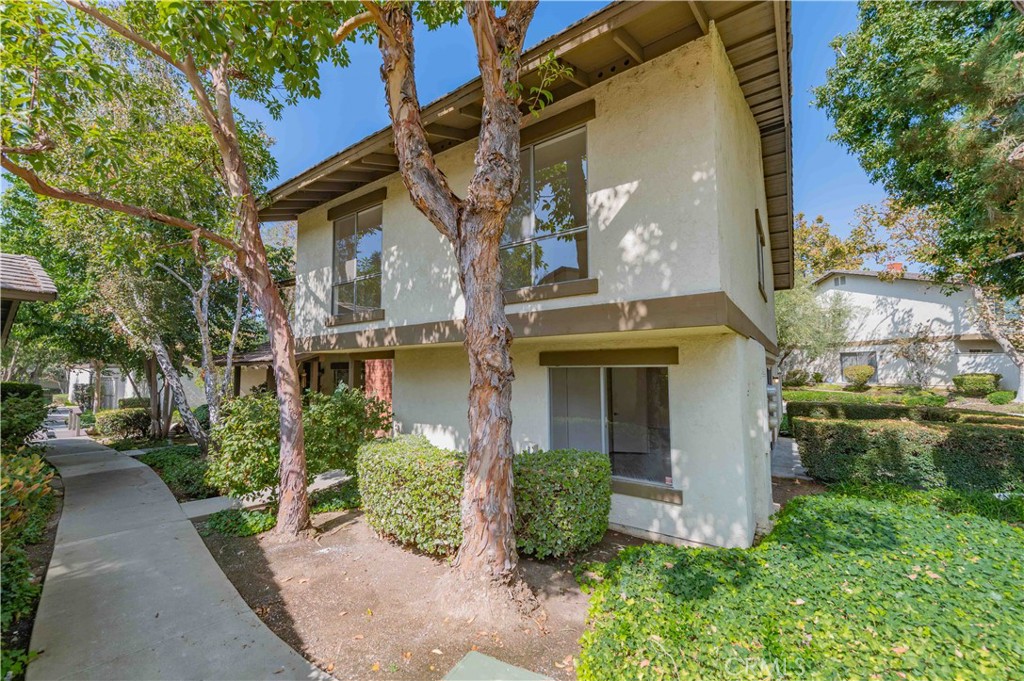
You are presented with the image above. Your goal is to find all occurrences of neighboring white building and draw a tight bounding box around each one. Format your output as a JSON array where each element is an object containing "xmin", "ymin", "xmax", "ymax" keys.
[
  {"xmin": 67, "ymin": 365, "xmax": 145, "ymax": 411},
  {"xmin": 807, "ymin": 270, "xmax": 1019, "ymax": 392},
  {"xmin": 258, "ymin": 3, "xmax": 795, "ymax": 549}
]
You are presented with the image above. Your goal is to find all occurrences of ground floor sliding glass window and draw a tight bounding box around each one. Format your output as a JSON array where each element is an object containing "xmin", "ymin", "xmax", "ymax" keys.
[{"xmin": 549, "ymin": 366, "xmax": 672, "ymax": 486}]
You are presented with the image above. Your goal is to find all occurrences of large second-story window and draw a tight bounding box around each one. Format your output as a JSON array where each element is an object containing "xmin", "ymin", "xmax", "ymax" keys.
[
  {"xmin": 333, "ymin": 204, "xmax": 382, "ymax": 315},
  {"xmin": 501, "ymin": 127, "xmax": 588, "ymax": 290}
]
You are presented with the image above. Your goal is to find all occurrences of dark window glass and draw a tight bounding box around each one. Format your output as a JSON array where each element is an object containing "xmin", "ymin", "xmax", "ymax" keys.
[
  {"xmin": 333, "ymin": 205, "xmax": 383, "ymax": 314},
  {"xmin": 607, "ymin": 367, "xmax": 671, "ymax": 485},
  {"xmin": 502, "ymin": 128, "xmax": 588, "ymax": 290}
]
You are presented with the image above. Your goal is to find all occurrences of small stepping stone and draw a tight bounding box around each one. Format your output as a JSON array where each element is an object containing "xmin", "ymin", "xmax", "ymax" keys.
[{"xmin": 444, "ymin": 651, "xmax": 550, "ymax": 681}]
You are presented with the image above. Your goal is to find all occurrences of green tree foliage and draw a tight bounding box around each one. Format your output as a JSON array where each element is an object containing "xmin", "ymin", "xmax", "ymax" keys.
[
  {"xmin": 775, "ymin": 276, "xmax": 853, "ymax": 374},
  {"xmin": 793, "ymin": 212, "xmax": 882, "ymax": 279},
  {"xmin": 816, "ymin": 1, "xmax": 1024, "ymax": 296}
]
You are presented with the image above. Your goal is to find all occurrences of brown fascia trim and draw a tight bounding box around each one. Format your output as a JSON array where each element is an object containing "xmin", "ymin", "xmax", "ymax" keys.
[
  {"xmin": 299, "ymin": 290, "xmax": 780, "ymax": 355},
  {"xmin": 325, "ymin": 308, "xmax": 386, "ymax": 327},
  {"xmin": 503, "ymin": 277, "xmax": 598, "ymax": 304},
  {"xmin": 326, "ymin": 188, "xmax": 388, "ymax": 222},
  {"xmin": 540, "ymin": 347, "xmax": 678, "ymax": 367},
  {"xmin": 612, "ymin": 478, "xmax": 683, "ymax": 505}
]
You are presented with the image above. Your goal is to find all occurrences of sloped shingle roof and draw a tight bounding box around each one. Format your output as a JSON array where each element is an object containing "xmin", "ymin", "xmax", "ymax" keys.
[{"xmin": 0, "ymin": 253, "xmax": 58, "ymax": 301}]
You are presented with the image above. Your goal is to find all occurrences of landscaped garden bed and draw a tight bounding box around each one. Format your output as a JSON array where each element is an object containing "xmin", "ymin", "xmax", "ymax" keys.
[{"xmin": 137, "ymin": 445, "xmax": 220, "ymax": 502}]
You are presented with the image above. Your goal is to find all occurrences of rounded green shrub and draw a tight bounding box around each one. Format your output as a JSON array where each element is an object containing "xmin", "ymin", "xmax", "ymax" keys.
[
  {"xmin": 206, "ymin": 386, "xmax": 391, "ymax": 502},
  {"xmin": 357, "ymin": 436, "xmax": 612, "ymax": 559},
  {"xmin": 95, "ymin": 407, "xmax": 150, "ymax": 439},
  {"xmin": 842, "ymin": 363, "xmax": 875, "ymax": 389},
  {"xmin": 952, "ymin": 372, "xmax": 1001, "ymax": 397},
  {"xmin": 987, "ymin": 390, "xmax": 1016, "ymax": 405},
  {"xmin": 514, "ymin": 449, "xmax": 611, "ymax": 559},
  {"xmin": 192, "ymin": 403, "xmax": 210, "ymax": 430},
  {"xmin": 811, "ymin": 371, "xmax": 825, "ymax": 384},
  {"xmin": 0, "ymin": 394, "xmax": 49, "ymax": 448},
  {"xmin": 117, "ymin": 397, "xmax": 150, "ymax": 409}
]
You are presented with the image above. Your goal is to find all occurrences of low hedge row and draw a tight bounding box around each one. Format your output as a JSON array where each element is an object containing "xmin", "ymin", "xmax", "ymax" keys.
[
  {"xmin": 117, "ymin": 397, "xmax": 150, "ymax": 409},
  {"xmin": 793, "ymin": 417, "xmax": 1024, "ymax": 492},
  {"xmin": 952, "ymin": 372, "xmax": 1001, "ymax": 397},
  {"xmin": 357, "ymin": 435, "xmax": 612, "ymax": 559},
  {"xmin": 787, "ymin": 400, "xmax": 1022, "ymax": 425},
  {"xmin": 783, "ymin": 388, "xmax": 947, "ymax": 407},
  {"xmin": 95, "ymin": 407, "xmax": 150, "ymax": 439}
]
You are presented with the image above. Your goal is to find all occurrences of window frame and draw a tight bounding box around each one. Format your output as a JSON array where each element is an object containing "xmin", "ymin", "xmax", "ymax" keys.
[
  {"xmin": 331, "ymin": 203, "xmax": 384, "ymax": 318},
  {"xmin": 755, "ymin": 209, "xmax": 767, "ymax": 302},
  {"xmin": 501, "ymin": 125, "xmax": 590, "ymax": 292}
]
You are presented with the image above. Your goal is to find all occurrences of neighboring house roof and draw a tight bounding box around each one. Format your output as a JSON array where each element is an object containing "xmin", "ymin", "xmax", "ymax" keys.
[
  {"xmin": 812, "ymin": 269, "xmax": 939, "ymax": 287},
  {"xmin": 0, "ymin": 253, "xmax": 58, "ymax": 302},
  {"xmin": 257, "ymin": 1, "xmax": 795, "ymax": 290},
  {"xmin": 215, "ymin": 342, "xmax": 314, "ymax": 368}
]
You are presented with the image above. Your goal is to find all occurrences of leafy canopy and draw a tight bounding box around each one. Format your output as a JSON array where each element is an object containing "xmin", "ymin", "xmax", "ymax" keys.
[{"xmin": 815, "ymin": 1, "xmax": 1024, "ymax": 296}]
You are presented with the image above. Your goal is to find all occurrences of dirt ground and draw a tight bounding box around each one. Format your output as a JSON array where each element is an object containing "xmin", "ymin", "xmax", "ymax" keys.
[
  {"xmin": 772, "ymin": 476, "xmax": 827, "ymax": 507},
  {"xmin": 200, "ymin": 512, "xmax": 646, "ymax": 681}
]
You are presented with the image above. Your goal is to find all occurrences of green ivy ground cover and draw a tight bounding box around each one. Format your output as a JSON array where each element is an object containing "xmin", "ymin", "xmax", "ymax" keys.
[{"xmin": 578, "ymin": 493, "xmax": 1024, "ymax": 680}]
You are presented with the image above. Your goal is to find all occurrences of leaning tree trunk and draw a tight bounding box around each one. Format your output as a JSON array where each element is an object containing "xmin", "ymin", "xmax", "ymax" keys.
[
  {"xmin": 453, "ymin": 227, "xmax": 517, "ymax": 578},
  {"xmin": 146, "ymin": 355, "xmax": 162, "ymax": 439},
  {"xmin": 150, "ymin": 337, "xmax": 208, "ymax": 450}
]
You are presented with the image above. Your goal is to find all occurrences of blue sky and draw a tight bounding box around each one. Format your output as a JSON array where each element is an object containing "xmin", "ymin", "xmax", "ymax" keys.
[{"xmin": 245, "ymin": 1, "xmax": 884, "ymax": 240}]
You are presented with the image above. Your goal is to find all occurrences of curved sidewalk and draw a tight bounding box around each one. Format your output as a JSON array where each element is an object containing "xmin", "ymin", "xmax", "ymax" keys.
[{"xmin": 29, "ymin": 435, "xmax": 331, "ymax": 681}]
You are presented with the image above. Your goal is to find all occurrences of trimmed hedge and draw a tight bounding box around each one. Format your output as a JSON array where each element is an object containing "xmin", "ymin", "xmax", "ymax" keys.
[
  {"xmin": 843, "ymin": 363, "xmax": 875, "ymax": 389},
  {"xmin": 988, "ymin": 390, "xmax": 1016, "ymax": 406},
  {"xmin": 787, "ymin": 400, "xmax": 1023, "ymax": 426},
  {"xmin": 784, "ymin": 388, "xmax": 947, "ymax": 407},
  {"xmin": 117, "ymin": 397, "xmax": 150, "ymax": 409},
  {"xmin": 781, "ymin": 369, "xmax": 809, "ymax": 387},
  {"xmin": 953, "ymin": 372, "xmax": 1001, "ymax": 396},
  {"xmin": 95, "ymin": 407, "xmax": 150, "ymax": 439},
  {"xmin": 793, "ymin": 417, "xmax": 1024, "ymax": 492},
  {"xmin": 0, "ymin": 382, "xmax": 43, "ymax": 400},
  {"xmin": 357, "ymin": 435, "xmax": 612, "ymax": 559},
  {"xmin": 0, "ymin": 394, "xmax": 49, "ymax": 449}
]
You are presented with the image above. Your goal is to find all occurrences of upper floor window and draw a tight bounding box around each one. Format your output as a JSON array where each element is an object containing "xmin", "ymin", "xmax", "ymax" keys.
[
  {"xmin": 501, "ymin": 127, "xmax": 589, "ymax": 290},
  {"xmin": 333, "ymin": 204, "xmax": 382, "ymax": 315},
  {"xmin": 833, "ymin": 275, "xmax": 847, "ymax": 287},
  {"xmin": 755, "ymin": 209, "xmax": 767, "ymax": 300}
]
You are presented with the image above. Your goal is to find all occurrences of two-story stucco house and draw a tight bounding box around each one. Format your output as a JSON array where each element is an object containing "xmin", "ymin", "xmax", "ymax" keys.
[
  {"xmin": 809, "ymin": 269, "xmax": 1020, "ymax": 393},
  {"xmin": 258, "ymin": 1, "xmax": 794, "ymax": 549}
]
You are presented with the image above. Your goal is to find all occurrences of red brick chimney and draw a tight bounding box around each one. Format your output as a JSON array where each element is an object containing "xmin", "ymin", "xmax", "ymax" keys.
[{"xmin": 886, "ymin": 262, "xmax": 904, "ymax": 274}]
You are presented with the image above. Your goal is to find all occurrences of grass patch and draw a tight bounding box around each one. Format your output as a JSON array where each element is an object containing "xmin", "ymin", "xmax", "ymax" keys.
[
  {"xmin": 577, "ymin": 493, "xmax": 1024, "ymax": 680},
  {"xmin": 138, "ymin": 445, "xmax": 219, "ymax": 502}
]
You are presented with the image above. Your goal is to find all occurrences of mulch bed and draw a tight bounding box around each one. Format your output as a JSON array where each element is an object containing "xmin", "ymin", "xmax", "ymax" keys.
[
  {"xmin": 772, "ymin": 475, "xmax": 827, "ymax": 507},
  {"xmin": 199, "ymin": 511, "xmax": 646, "ymax": 680}
]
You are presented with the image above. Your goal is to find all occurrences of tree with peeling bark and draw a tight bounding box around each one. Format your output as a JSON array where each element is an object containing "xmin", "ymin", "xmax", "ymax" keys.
[
  {"xmin": 335, "ymin": 0, "xmax": 543, "ymax": 582},
  {"xmin": 1, "ymin": 1, "xmax": 358, "ymax": 534}
]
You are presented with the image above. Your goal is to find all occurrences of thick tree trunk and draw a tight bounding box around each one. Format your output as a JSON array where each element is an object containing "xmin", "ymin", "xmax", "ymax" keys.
[
  {"xmin": 453, "ymin": 228, "xmax": 517, "ymax": 579},
  {"xmin": 147, "ymin": 356, "xmax": 161, "ymax": 439},
  {"xmin": 91, "ymin": 359, "xmax": 103, "ymax": 413},
  {"xmin": 150, "ymin": 337, "xmax": 208, "ymax": 450}
]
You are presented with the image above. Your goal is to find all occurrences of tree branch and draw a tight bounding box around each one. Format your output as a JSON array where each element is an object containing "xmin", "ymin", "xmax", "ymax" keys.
[
  {"xmin": 333, "ymin": 11, "xmax": 374, "ymax": 44},
  {"xmin": 2, "ymin": 153, "xmax": 242, "ymax": 253},
  {"xmin": 377, "ymin": 3, "xmax": 460, "ymax": 241},
  {"xmin": 64, "ymin": 0, "xmax": 183, "ymax": 71}
]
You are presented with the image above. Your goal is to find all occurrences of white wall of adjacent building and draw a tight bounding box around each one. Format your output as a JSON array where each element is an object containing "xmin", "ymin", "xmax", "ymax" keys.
[{"xmin": 806, "ymin": 273, "xmax": 1019, "ymax": 392}]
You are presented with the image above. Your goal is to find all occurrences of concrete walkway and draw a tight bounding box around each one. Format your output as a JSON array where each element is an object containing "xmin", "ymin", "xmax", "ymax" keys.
[
  {"xmin": 30, "ymin": 434, "xmax": 331, "ymax": 681},
  {"xmin": 771, "ymin": 436, "xmax": 811, "ymax": 480}
]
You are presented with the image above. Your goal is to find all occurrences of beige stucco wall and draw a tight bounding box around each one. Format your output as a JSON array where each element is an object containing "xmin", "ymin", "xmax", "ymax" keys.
[
  {"xmin": 709, "ymin": 25, "xmax": 776, "ymax": 342},
  {"xmin": 292, "ymin": 28, "xmax": 773, "ymax": 347},
  {"xmin": 390, "ymin": 329, "xmax": 773, "ymax": 548}
]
